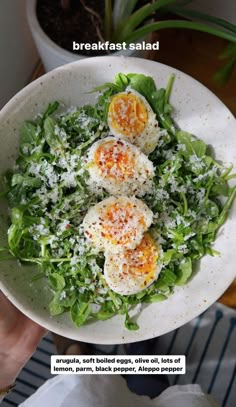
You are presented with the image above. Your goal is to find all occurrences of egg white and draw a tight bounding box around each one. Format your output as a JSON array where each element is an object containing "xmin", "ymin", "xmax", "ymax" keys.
[
  {"xmin": 82, "ymin": 196, "xmax": 153, "ymax": 252},
  {"xmin": 86, "ymin": 136, "xmax": 155, "ymax": 197},
  {"xmin": 108, "ymin": 89, "xmax": 160, "ymax": 155}
]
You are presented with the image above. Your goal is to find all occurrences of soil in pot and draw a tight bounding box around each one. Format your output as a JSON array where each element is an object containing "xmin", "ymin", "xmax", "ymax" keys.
[
  {"xmin": 36, "ymin": 0, "xmax": 107, "ymax": 56},
  {"xmin": 36, "ymin": 0, "xmax": 149, "ymax": 57}
]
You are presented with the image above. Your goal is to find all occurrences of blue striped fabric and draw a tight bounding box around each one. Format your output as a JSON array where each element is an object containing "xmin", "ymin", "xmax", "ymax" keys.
[
  {"xmin": 2, "ymin": 303, "xmax": 236, "ymax": 407},
  {"xmin": 156, "ymin": 303, "xmax": 236, "ymax": 407},
  {"xmin": 2, "ymin": 334, "xmax": 56, "ymax": 407}
]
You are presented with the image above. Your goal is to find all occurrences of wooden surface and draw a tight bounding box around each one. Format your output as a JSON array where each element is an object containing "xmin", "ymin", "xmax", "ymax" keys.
[
  {"xmin": 31, "ymin": 29, "xmax": 236, "ymax": 308},
  {"xmin": 149, "ymin": 29, "xmax": 236, "ymax": 115}
]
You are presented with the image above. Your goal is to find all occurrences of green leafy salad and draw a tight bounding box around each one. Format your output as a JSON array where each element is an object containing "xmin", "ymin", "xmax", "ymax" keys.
[{"xmin": 1, "ymin": 73, "xmax": 235, "ymax": 330}]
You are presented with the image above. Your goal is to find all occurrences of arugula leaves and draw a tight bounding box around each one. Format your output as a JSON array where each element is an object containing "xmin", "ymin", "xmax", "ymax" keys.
[
  {"xmin": 1, "ymin": 72, "xmax": 235, "ymax": 331},
  {"xmin": 176, "ymin": 131, "xmax": 206, "ymax": 158}
]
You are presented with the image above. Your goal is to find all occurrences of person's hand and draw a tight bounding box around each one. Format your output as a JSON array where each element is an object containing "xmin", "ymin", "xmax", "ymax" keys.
[{"xmin": 0, "ymin": 291, "xmax": 47, "ymax": 390}]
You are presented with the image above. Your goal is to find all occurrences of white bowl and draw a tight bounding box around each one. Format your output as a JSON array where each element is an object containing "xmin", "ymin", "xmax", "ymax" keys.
[{"xmin": 0, "ymin": 57, "xmax": 235, "ymax": 344}]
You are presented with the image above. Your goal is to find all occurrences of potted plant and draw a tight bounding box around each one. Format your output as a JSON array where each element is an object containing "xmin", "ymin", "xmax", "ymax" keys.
[
  {"xmin": 27, "ymin": 0, "xmax": 158, "ymax": 71},
  {"xmin": 27, "ymin": 0, "xmax": 236, "ymax": 82}
]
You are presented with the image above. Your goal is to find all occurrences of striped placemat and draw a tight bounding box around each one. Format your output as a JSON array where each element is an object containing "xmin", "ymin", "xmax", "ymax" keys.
[
  {"xmin": 2, "ymin": 334, "xmax": 56, "ymax": 406},
  {"xmin": 2, "ymin": 303, "xmax": 236, "ymax": 406},
  {"xmin": 157, "ymin": 303, "xmax": 236, "ymax": 407}
]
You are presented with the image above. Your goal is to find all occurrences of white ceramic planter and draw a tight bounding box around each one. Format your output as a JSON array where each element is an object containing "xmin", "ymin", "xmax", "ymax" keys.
[{"xmin": 26, "ymin": 0, "xmax": 147, "ymax": 72}]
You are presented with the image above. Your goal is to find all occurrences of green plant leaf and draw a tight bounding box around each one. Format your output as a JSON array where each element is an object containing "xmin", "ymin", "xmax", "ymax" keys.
[
  {"xmin": 49, "ymin": 273, "xmax": 66, "ymax": 291},
  {"xmin": 213, "ymin": 57, "xmax": 236, "ymax": 86},
  {"xmin": 165, "ymin": 73, "xmax": 175, "ymax": 104},
  {"xmin": 95, "ymin": 309, "xmax": 116, "ymax": 321},
  {"xmin": 11, "ymin": 174, "xmax": 42, "ymax": 188},
  {"xmin": 176, "ymin": 131, "xmax": 206, "ymax": 158},
  {"xmin": 167, "ymin": 6, "xmax": 236, "ymax": 34},
  {"xmin": 71, "ymin": 301, "xmax": 91, "ymax": 327},
  {"xmin": 219, "ymin": 43, "xmax": 236, "ymax": 60},
  {"xmin": 112, "ymin": 0, "xmax": 138, "ymax": 31},
  {"xmin": 125, "ymin": 312, "xmax": 139, "ymax": 330},
  {"xmin": 43, "ymin": 101, "xmax": 59, "ymax": 120},
  {"xmin": 7, "ymin": 184, "xmax": 26, "ymax": 207},
  {"xmin": 8, "ymin": 224, "xmax": 23, "ymax": 254},
  {"xmin": 127, "ymin": 73, "xmax": 156, "ymax": 98},
  {"xmin": 217, "ymin": 186, "xmax": 236, "ymax": 228},
  {"xmin": 11, "ymin": 208, "xmax": 23, "ymax": 225},
  {"xmin": 122, "ymin": 20, "xmax": 236, "ymax": 45},
  {"xmin": 176, "ymin": 257, "xmax": 192, "ymax": 285},
  {"xmin": 144, "ymin": 293, "xmax": 167, "ymax": 303},
  {"xmin": 49, "ymin": 292, "xmax": 65, "ymax": 315},
  {"xmin": 20, "ymin": 122, "xmax": 38, "ymax": 145},
  {"xmin": 44, "ymin": 117, "xmax": 62, "ymax": 150},
  {"xmin": 114, "ymin": 73, "xmax": 130, "ymax": 89},
  {"xmin": 160, "ymin": 269, "xmax": 177, "ymax": 285},
  {"xmin": 114, "ymin": 0, "xmax": 177, "ymax": 42},
  {"xmin": 104, "ymin": 0, "xmax": 112, "ymax": 40}
]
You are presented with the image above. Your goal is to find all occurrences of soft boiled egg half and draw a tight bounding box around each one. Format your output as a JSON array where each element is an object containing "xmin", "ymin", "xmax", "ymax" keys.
[
  {"xmin": 86, "ymin": 136, "xmax": 155, "ymax": 196},
  {"xmin": 108, "ymin": 89, "xmax": 160, "ymax": 155},
  {"xmin": 82, "ymin": 196, "xmax": 153, "ymax": 252},
  {"xmin": 104, "ymin": 233, "xmax": 161, "ymax": 295}
]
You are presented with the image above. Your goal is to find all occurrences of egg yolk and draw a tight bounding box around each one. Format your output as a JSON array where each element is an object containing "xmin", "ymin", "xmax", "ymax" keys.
[
  {"xmin": 100, "ymin": 202, "xmax": 145, "ymax": 246},
  {"xmin": 109, "ymin": 93, "xmax": 148, "ymax": 137},
  {"xmin": 121, "ymin": 233, "xmax": 158, "ymax": 285},
  {"xmin": 94, "ymin": 140, "xmax": 135, "ymax": 181}
]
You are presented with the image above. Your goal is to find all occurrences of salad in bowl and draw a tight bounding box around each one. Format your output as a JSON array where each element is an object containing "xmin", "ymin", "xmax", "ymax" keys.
[{"xmin": 0, "ymin": 57, "xmax": 235, "ymax": 343}]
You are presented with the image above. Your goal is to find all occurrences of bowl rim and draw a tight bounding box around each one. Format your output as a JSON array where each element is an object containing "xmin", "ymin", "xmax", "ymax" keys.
[{"xmin": 1, "ymin": 55, "xmax": 235, "ymax": 119}]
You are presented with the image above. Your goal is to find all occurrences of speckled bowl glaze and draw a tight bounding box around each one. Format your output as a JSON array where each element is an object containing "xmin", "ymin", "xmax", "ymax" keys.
[{"xmin": 0, "ymin": 57, "xmax": 235, "ymax": 344}]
